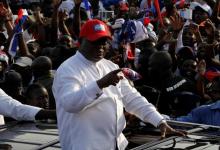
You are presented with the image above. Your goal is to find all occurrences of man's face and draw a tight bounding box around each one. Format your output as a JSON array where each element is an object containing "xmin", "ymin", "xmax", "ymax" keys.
[
  {"xmin": 29, "ymin": 87, "xmax": 49, "ymax": 109},
  {"xmin": 83, "ymin": 37, "xmax": 111, "ymax": 62},
  {"xmin": 181, "ymin": 59, "xmax": 197, "ymax": 79},
  {"xmin": 192, "ymin": 8, "xmax": 209, "ymax": 24},
  {"xmin": 182, "ymin": 26, "xmax": 196, "ymax": 47}
]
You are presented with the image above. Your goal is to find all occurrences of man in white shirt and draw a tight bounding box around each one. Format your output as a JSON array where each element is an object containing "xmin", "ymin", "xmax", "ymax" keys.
[
  {"xmin": 52, "ymin": 19, "xmax": 185, "ymax": 150},
  {"xmin": 0, "ymin": 88, "xmax": 56, "ymax": 125}
]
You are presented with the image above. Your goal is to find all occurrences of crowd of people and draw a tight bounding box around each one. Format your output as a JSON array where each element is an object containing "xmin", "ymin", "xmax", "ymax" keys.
[{"xmin": 0, "ymin": 0, "xmax": 220, "ymax": 149}]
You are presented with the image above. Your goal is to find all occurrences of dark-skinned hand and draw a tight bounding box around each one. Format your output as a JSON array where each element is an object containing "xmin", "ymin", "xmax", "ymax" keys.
[
  {"xmin": 159, "ymin": 122, "xmax": 187, "ymax": 139},
  {"xmin": 97, "ymin": 69, "xmax": 123, "ymax": 89}
]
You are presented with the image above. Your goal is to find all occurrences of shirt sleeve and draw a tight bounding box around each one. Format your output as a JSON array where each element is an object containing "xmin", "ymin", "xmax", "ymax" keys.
[
  {"xmin": 0, "ymin": 89, "xmax": 41, "ymax": 121},
  {"xmin": 52, "ymin": 67, "xmax": 103, "ymax": 113},
  {"xmin": 176, "ymin": 107, "xmax": 205, "ymax": 123},
  {"xmin": 120, "ymin": 79, "xmax": 164, "ymax": 127}
]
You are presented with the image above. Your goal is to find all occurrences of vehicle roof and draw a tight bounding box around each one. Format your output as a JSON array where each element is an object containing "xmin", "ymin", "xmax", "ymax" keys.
[
  {"xmin": 1, "ymin": 120, "xmax": 220, "ymax": 150},
  {"xmin": 0, "ymin": 121, "xmax": 60, "ymax": 150}
]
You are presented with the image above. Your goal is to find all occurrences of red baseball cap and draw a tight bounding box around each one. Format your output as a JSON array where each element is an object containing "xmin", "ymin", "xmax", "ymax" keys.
[
  {"xmin": 79, "ymin": 19, "xmax": 112, "ymax": 42},
  {"xmin": 119, "ymin": 2, "xmax": 129, "ymax": 12}
]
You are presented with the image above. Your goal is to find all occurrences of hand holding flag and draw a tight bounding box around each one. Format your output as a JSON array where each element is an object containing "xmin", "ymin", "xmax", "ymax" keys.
[
  {"xmin": 8, "ymin": 9, "xmax": 28, "ymax": 57},
  {"xmin": 122, "ymin": 68, "xmax": 142, "ymax": 81}
]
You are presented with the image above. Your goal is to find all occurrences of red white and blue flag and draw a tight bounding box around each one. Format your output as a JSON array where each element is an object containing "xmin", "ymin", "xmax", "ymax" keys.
[
  {"xmin": 8, "ymin": 9, "xmax": 28, "ymax": 57},
  {"xmin": 122, "ymin": 68, "xmax": 142, "ymax": 81}
]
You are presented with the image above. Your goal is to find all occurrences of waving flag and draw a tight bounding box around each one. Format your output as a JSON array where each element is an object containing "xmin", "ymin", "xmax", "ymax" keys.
[
  {"xmin": 8, "ymin": 9, "xmax": 28, "ymax": 57},
  {"xmin": 122, "ymin": 68, "xmax": 142, "ymax": 81},
  {"xmin": 83, "ymin": 0, "xmax": 92, "ymax": 20},
  {"xmin": 175, "ymin": 0, "xmax": 185, "ymax": 8},
  {"xmin": 120, "ymin": 20, "xmax": 149, "ymax": 43}
]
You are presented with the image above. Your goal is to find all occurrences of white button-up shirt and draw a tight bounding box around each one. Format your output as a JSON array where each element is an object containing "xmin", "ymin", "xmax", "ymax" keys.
[
  {"xmin": 0, "ymin": 88, "xmax": 41, "ymax": 124},
  {"xmin": 52, "ymin": 51, "xmax": 164, "ymax": 150}
]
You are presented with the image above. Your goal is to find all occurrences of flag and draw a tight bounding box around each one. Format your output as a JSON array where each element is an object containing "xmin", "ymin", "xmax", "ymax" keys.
[
  {"xmin": 8, "ymin": 9, "xmax": 28, "ymax": 57},
  {"xmin": 120, "ymin": 20, "xmax": 149, "ymax": 43},
  {"xmin": 101, "ymin": 0, "xmax": 121, "ymax": 9},
  {"xmin": 122, "ymin": 68, "xmax": 142, "ymax": 81},
  {"xmin": 83, "ymin": 0, "xmax": 92, "ymax": 20},
  {"xmin": 176, "ymin": 0, "xmax": 185, "ymax": 8}
]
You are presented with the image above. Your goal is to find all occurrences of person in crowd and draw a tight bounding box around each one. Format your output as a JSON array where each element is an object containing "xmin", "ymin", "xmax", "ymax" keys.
[
  {"xmin": 10, "ymin": 57, "xmax": 33, "ymax": 88},
  {"xmin": 1, "ymin": 70, "xmax": 26, "ymax": 104},
  {"xmin": 25, "ymin": 83, "xmax": 49, "ymax": 109},
  {"xmin": 31, "ymin": 56, "xmax": 55, "ymax": 109},
  {"xmin": 175, "ymin": 76, "xmax": 220, "ymax": 126},
  {"xmin": 52, "ymin": 19, "xmax": 186, "ymax": 150},
  {"xmin": 191, "ymin": 2, "xmax": 212, "ymax": 26},
  {"xmin": 0, "ymin": 88, "xmax": 56, "ymax": 125},
  {"xmin": 50, "ymin": 45, "xmax": 76, "ymax": 70},
  {"xmin": 147, "ymin": 51, "xmax": 198, "ymax": 116},
  {"xmin": 0, "ymin": 51, "xmax": 9, "ymax": 81}
]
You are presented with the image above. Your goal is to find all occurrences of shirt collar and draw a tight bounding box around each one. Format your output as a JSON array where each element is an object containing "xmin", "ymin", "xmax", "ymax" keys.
[{"xmin": 76, "ymin": 51, "xmax": 99, "ymax": 66}]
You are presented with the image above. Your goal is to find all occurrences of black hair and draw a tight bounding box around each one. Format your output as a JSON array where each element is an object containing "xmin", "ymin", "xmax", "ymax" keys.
[{"xmin": 3, "ymin": 70, "xmax": 22, "ymax": 87}]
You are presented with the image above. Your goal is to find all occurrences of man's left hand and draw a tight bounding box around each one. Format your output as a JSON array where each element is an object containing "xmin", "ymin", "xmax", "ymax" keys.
[{"xmin": 159, "ymin": 122, "xmax": 187, "ymax": 139}]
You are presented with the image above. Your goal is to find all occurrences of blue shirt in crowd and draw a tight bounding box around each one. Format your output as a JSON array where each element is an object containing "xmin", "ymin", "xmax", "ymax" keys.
[{"xmin": 176, "ymin": 100, "xmax": 220, "ymax": 126}]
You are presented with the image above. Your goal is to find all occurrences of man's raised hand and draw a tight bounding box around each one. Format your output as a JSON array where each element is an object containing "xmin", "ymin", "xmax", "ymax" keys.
[{"xmin": 97, "ymin": 69, "xmax": 123, "ymax": 89}]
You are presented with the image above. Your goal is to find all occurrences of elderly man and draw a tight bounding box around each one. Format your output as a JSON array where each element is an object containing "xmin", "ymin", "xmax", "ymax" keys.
[{"xmin": 52, "ymin": 19, "xmax": 185, "ymax": 150}]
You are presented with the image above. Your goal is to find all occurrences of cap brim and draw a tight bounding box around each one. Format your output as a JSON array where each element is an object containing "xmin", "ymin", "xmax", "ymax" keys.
[
  {"xmin": 86, "ymin": 34, "xmax": 112, "ymax": 41},
  {"xmin": 14, "ymin": 62, "xmax": 28, "ymax": 67}
]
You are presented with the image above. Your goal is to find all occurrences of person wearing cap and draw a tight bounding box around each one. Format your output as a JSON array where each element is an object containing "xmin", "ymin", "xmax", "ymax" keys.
[
  {"xmin": 10, "ymin": 56, "xmax": 33, "ymax": 88},
  {"xmin": 191, "ymin": 1, "xmax": 212, "ymax": 25},
  {"xmin": 52, "ymin": 19, "xmax": 185, "ymax": 150}
]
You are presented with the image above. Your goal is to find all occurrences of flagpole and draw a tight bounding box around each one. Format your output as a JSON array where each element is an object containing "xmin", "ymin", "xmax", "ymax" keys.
[{"xmin": 154, "ymin": 0, "xmax": 164, "ymax": 27}]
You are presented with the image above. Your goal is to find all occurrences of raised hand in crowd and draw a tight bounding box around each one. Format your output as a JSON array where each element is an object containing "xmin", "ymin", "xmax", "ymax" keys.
[
  {"xmin": 0, "ymin": 2, "xmax": 13, "ymax": 36},
  {"xmin": 169, "ymin": 12, "xmax": 184, "ymax": 37},
  {"xmin": 33, "ymin": 6, "xmax": 48, "ymax": 26},
  {"xmin": 58, "ymin": 9, "xmax": 71, "ymax": 36},
  {"xmin": 189, "ymin": 22, "xmax": 203, "ymax": 44},
  {"xmin": 59, "ymin": 10, "xmax": 69, "ymax": 22},
  {"xmin": 203, "ymin": 19, "xmax": 216, "ymax": 43},
  {"xmin": 211, "ymin": 0, "xmax": 220, "ymax": 26}
]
